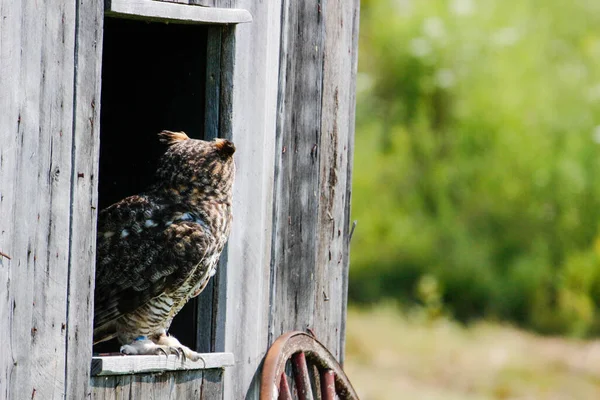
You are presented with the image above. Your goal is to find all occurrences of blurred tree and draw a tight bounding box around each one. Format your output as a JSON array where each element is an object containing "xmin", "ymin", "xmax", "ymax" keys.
[{"xmin": 351, "ymin": 0, "xmax": 600, "ymax": 336}]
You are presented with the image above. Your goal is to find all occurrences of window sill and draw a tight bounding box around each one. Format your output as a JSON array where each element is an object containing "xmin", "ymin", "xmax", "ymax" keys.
[
  {"xmin": 91, "ymin": 352, "xmax": 234, "ymax": 376},
  {"xmin": 105, "ymin": 0, "xmax": 253, "ymax": 25}
]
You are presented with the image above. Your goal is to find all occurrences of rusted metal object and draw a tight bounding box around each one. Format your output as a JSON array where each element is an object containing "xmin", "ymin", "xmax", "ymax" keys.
[
  {"xmin": 260, "ymin": 331, "xmax": 359, "ymax": 400},
  {"xmin": 279, "ymin": 373, "xmax": 294, "ymax": 400},
  {"xmin": 292, "ymin": 352, "xmax": 314, "ymax": 400},
  {"xmin": 321, "ymin": 370, "xmax": 336, "ymax": 400}
]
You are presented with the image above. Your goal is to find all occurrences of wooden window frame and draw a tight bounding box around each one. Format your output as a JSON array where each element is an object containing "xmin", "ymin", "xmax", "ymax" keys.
[{"xmin": 92, "ymin": 0, "xmax": 251, "ymax": 372}]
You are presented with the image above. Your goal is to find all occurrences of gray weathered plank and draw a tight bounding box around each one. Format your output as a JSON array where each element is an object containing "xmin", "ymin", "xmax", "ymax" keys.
[
  {"xmin": 105, "ymin": 0, "xmax": 252, "ymax": 24},
  {"xmin": 0, "ymin": 3, "xmax": 19, "ymax": 397},
  {"xmin": 30, "ymin": 1, "xmax": 77, "ymax": 398},
  {"xmin": 269, "ymin": 0, "xmax": 359, "ymax": 359},
  {"xmin": 65, "ymin": 0, "xmax": 104, "ymax": 398},
  {"xmin": 201, "ymin": 369, "xmax": 224, "ymax": 400},
  {"xmin": 203, "ymin": 27, "xmax": 223, "ymax": 141},
  {"xmin": 314, "ymin": 0, "xmax": 361, "ymax": 362},
  {"xmin": 91, "ymin": 375, "xmax": 133, "ymax": 400},
  {"xmin": 91, "ymin": 353, "xmax": 234, "ymax": 376},
  {"xmin": 338, "ymin": 1, "xmax": 360, "ymax": 366},
  {"xmin": 91, "ymin": 369, "xmax": 225, "ymax": 399},
  {"xmin": 0, "ymin": 0, "xmax": 78, "ymax": 398},
  {"xmin": 0, "ymin": 2, "xmax": 26, "ymax": 399},
  {"xmin": 220, "ymin": 0, "xmax": 283, "ymax": 398},
  {"xmin": 270, "ymin": 0, "xmax": 325, "ymax": 342}
]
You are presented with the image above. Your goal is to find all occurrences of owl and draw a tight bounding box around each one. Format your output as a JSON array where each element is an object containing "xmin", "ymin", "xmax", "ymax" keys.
[{"xmin": 93, "ymin": 131, "xmax": 235, "ymax": 361}]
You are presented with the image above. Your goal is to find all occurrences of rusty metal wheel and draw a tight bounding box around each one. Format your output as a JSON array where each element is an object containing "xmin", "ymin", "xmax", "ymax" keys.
[{"xmin": 260, "ymin": 331, "xmax": 359, "ymax": 400}]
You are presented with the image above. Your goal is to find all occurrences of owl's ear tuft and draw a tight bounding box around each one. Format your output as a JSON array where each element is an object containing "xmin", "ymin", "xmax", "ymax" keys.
[
  {"xmin": 214, "ymin": 138, "xmax": 236, "ymax": 157},
  {"xmin": 158, "ymin": 130, "xmax": 190, "ymax": 145}
]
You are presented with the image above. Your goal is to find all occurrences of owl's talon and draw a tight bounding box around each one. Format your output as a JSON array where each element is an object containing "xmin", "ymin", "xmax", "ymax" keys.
[
  {"xmin": 177, "ymin": 347, "xmax": 186, "ymax": 361},
  {"xmin": 156, "ymin": 347, "xmax": 169, "ymax": 357}
]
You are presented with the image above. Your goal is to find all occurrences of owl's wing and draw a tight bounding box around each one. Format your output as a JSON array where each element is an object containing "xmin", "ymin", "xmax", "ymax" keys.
[{"xmin": 93, "ymin": 194, "xmax": 216, "ymax": 344}]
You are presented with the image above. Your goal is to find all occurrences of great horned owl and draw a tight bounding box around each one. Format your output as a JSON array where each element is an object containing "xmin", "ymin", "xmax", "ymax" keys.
[{"xmin": 93, "ymin": 131, "xmax": 235, "ymax": 360}]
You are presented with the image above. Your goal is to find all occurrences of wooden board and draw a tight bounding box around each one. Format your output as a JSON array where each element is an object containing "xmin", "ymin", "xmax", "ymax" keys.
[
  {"xmin": 220, "ymin": 1, "xmax": 360, "ymax": 398},
  {"xmin": 65, "ymin": 0, "xmax": 104, "ymax": 397},
  {"xmin": 315, "ymin": 0, "xmax": 361, "ymax": 364},
  {"xmin": 270, "ymin": 0, "xmax": 325, "ymax": 342},
  {"xmin": 270, "ymin": 0, "xmax": 359, "ymax": 361},
  {"xmin": 0, "ymin": 0, "xmax": 76, "ymax": 398},
  {"xmin": 219, "ymin": 1, "xmax": 283, "ymax": 398},
  {"xmin": 105, "ymin": 0, "xmax": 252, "ymax": 24},
  {"xmin": 91, "ymin": 353, "xmax": 234, "ymax": 376},
  {"xmin": 0, "ymin": 0, "xmax": 103, "ymax": 397},
  {"xmin": 90, "ymin": 369, "xmax": 224, "ymax": 400}
]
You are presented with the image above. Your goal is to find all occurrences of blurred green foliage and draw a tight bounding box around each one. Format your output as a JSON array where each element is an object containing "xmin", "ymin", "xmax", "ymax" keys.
[{"xmin": 350, "ymin": 0, "xmax": 600, "ymax": 336}]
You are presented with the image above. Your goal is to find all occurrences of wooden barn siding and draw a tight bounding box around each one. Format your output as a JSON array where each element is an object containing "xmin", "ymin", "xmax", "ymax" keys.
[
  {"xmin": 223, "ymin": 0, "xmax": 360, "ymax": 398},
  {"xmin": 91, "ymin": 369, "xmax": 223, "ymax": 400},
  {"xmin": 315, "ymin": 0, "xmax": 360, "ymax": 364},
  {"xmin": 222, "ymin": 0, "xmax": 282, "ymax": 398},
  {"xmin": 270, "ymin": 0, "xmax": 359, "ymax": 361},
  {"xmin": 0, "ymin": 0, "xmax": 102, "ymax": 398},
  {"xmin": 67, "ymin": 0, "xmax": 104, "ymax": 397}
]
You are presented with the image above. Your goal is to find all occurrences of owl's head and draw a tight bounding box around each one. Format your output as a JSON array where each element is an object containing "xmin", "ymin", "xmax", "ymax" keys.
[{"xmin": 154, "ymin": 131, "xmax": 236, "ymax": 197}]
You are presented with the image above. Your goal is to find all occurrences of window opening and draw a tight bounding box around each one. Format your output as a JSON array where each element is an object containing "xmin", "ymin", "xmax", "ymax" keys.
[{"xmin": 95, "ymin": 16, "xmax": 209, "ymax": 354}]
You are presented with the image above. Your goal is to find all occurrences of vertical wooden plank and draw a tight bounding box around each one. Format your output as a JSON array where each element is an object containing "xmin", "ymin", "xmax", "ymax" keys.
[
  {"xmin": 65, "ymin": 0, "xmax": 104, "ymax": 398},
  {"xmin": 173, "ymin": 370, "xmax": 205, "ymax": 398},
  {"xmin": 4, "ymin": 1, "xmax": 43, "ymax": 397},
  {"xmin": 0, "ymin": 0, "xmax": 79, "ymax": 398},
  {"xmin": 314, "ymin": 0, "xmax": 360, "ymax": 361},
  {"xmin": 130, "ymin": 373, "xmax": 170, "ymax": 398},
  {"xmin": 0, "ymin": 0, "xmax": 23, "ymax": 395},
  {"xmin": 200, "ymin": 369, "xmax": 224, "ymax": 400},
  {"xmin": 31, "ymin": 0, "xmax": 77, "ymax": 397},
  {"xmin": 270, "ymin": 0, "xmax": 360, "ymax": 368},
  {"xmin": 196, "ymin": 25, "xmax": 223, "ymax": 354},
  {"xmin": 222, "ymin": 1, "xmax": 282, "ymax": 399},
  {"xmin": 337, "ymin": 1, "xmax": 359, "ymax": 365},
  {"xmin": 212, "ymin": 24, "xmax": 235, "ymax": 354},
  {"xmin": 90, "ymin": 375, "xmax": 132, "ymax": 400},
  {"xmin": 203, "ymin": 27, "xmax": 222, "ymax": 141},
  {"xmin": 270, "ymin": 0, "xmax": 324, "ymax": 341},
  {"xmin": 90, "ymin": 370, "xmax": 213, "ymax": 399}
]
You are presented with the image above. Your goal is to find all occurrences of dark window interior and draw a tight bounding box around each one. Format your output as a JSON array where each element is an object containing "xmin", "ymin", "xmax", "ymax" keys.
[{"xmin": 95, "ymin": 17, "xmax": 209, "ymax": 354}]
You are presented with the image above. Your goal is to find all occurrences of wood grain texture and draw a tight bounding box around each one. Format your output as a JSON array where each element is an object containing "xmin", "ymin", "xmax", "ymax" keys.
[
  {"xmin": 270, "ymin": 0, "xmax": 324, "ymax": 342},
  {"xmin": 0, "ymin": 0, "xmax": 77, "ymax": 398},
  {"xmin": 201, "ymin": 369, "xmax": 224, "ymax": 399},
  {"xmin": 105, "ymin": 0, "xmax": 252, "ymax": 24},
  {"xmin": 0, "ymin": 0, "xmax": 103, "ymax": 397},
  {"xmin": 268, "ymin": 0, "xmax": 359, "ymax": 389},
  {"xmin": 91, "ymin": 353, "xmax": 234, "ymax": 376},
  {"xmin": 65, "ymin": 0, "xmax": 104, "ymax": 398},
  {"xmin": 315, "ymin": 0, "xmax": 360, "ymax": 363},
  {"xmin": 220, "ymin": 1, "xmax": 282, "ymax": 399},
  {"xmin": 90, "ymin": 369, "xmax": 225, "ymax": 399},
  {"xmin": 196, "ymin": 25, "xmax": 231, "ymax": 355}
]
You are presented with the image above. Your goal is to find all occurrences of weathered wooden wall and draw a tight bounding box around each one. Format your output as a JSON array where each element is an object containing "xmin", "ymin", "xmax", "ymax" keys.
[
  {"xmin": 90, "ymin": 354, "xmax": 232, "ymax": 400},
  {"xmin": 223, "ymin": 0, "xmax": 360, "ymax": 398},
  {"xmin": 0, "ymin": 0, "xmax": 103, "ymax": 398},
  {"xmin": 91, "ymin": 369, "xmax": 223, "ymax": 400},
  {"xmin": 220, "ymin": 1, "xmax": 282, "ymax": 398},
  {"xmin": 270, "ymin": 0, "xmax": 360, "ymax": 370},
  {"xmin": 0, "ymin": 0, "xmax": 359, "ymax": 398}
]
